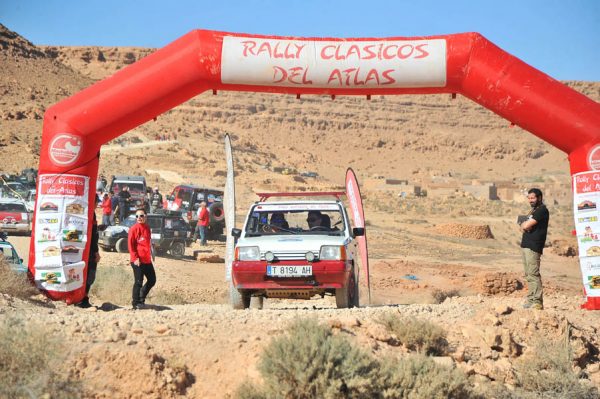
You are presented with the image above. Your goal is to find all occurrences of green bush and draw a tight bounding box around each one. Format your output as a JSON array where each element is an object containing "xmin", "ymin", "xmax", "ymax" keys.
[
  {"xmin": 0, "ymin": 257, "xmax": 38, "ymax": 299},
  {"xmin": 235, "ymin": 318, "xmax": 479, "ymax": 399},
  {"xmin": 0, "ymin": 316, "xmax": 82, "ymax": 398},
  {"xmin": 89, "ymin": 265, "xmax": 131, "ymax": 305},
  {"xmin": 377, "ymin": 313, "xmax": 448, "ymax": 355}
]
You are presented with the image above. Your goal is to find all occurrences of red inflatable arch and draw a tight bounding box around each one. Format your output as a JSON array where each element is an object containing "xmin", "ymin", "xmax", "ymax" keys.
[{"xmin": 30, "ymin": 30, "xmax": 600, "ymax": 308}]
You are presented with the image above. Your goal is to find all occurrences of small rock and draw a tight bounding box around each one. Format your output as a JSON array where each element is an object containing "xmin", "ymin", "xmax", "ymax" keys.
[
  {"xmin": 127, "ymin": 339, "xmax": 137, "ymax": 346},
  {"xmin": 495, "ymin": 305, "xmax": 512, "ymax": 315},
  {"xmin": 586, "ymin": 363, "xmax": 600, "ymax": 374},
  {"xmin": 155, "ymin": 324, "xmax": 169, "ymax": 334},
  {"xmin": 132, "ymin": 328, "xmax": 144, "ymax": 335}
]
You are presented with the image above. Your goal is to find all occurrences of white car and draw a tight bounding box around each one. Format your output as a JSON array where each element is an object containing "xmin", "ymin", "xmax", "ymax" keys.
[{"xmin": 230, "ymin": 192, "xmax": 364, "ymax": 309}]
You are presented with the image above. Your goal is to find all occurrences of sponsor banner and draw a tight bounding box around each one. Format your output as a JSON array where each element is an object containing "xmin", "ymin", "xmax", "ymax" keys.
[
  {"xmin": 573, "ymin": 171, "xmax": 600, "ymax": 298},
  {"xmin": 224, "ymin": 134, "xmax": 235, "ymax": 281},
  {"xmin": 346, "ymin": 168, "xmax": 371, "ymax": 303},
  {"xmin": 39, "ymin": 174, "xmax": 87, "ymax": 197},
  {"xmin": 34, "ymin": 174, "xmax": 89, "ymax": 293},
  {"xmin": 579, "ymin": 257, "xmax": 600, "ymax": 296},
  {"xmin": 222, "ymin": 37, "xmax": 447, "ymax": 89}
]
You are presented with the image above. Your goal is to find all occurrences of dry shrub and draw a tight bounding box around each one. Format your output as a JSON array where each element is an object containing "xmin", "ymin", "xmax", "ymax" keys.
[
  {"xmin": 0, "ymin": 257, "xmax": 38, "ymax": 299},
  {"xmin": 151, "ymin": 290, "xmax": 188, "ymax": 305},
  {"xmin": 512, "ymin": 337, "xmax": 599, "ymax": 399},
  {"xmin": 89, "ymin": 265, "xmax": 131, "ymax": 305},
  {"xmin": 431, "ymin": 288, "xmax": 460, "ymax": 304},
  {"xmin": 377, "ymin": 314, "xmax": 448, "ymax": 355},
  {"xmin": 378, "ymin": 355, "xmax": 475, "ymax": 399},
  {"xmin": 0, "ymin": 316, "xmax": 83, "ymax": 398},
  {"xmin": 235, "ymin": 319, "xmax": 478, "ymax": 399},
  {"xmin": 254, "ymin": 318, "xmax": 380, "ymax": 398}
]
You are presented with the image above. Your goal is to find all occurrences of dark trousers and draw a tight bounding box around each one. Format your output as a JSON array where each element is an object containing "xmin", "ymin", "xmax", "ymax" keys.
[
  {"xmin": 85, "ymin": 260, "xmax": 97, "ymax": 296},
  {"xmin": 119, "ymin": 204, "xmax": 129, "ymax": 222},
  {"xmin": 131, "ymin": 262, "xmax": 156, "ymax": 305}
]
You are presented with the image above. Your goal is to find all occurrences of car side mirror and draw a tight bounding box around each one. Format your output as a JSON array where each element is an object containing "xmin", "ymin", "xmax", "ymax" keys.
[
  {"xmin": 352, "ymin": 227, "xmax": 365, "ymax": 237},
  {"xmin": 19, "ymin": 258, "xmax": 23, "ymax": 263},
  {"xmin": 231, "ymin": 228, "xmax": 242, "ymax": 238}
]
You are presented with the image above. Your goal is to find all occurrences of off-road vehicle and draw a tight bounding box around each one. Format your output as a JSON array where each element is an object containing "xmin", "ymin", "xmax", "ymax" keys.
[
  {"xmin": 164, "ymin": 184, "xmax": 225, "ymax": 239},
  {"xmin": 230, "ymin": 192, "xmax": 364, "ymax": 309},
  {"xmin": 99, "ymin": 211, "xmax": 193, "ymax": 258},
  {"xmin": 109, "ymin": 175, "xmax": 148, "ymax": 213}
]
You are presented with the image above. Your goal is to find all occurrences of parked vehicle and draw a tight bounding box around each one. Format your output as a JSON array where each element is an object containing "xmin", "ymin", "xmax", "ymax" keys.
[
  {"xmin": 108, "ymin": 175, "xmax": 148, "ymax": 213},
  {"xmin": 230, "ymin": 192, "xmax": 364, "ymax": 309},
  {"xmin": 99, "ymin": 211, "xmax": 193, "ymax": 258},
  {"xmin": 163, "ymin": 184, "xmax": 225, "ymax": 239},
  {"xmin": 0, "ymin": 198, "xmax": 31, "ymax": 235},
  {"xmin": 0, "ymin": 231, "xmax": 26, "ymax": 273},
  {"xmin": 25, "ymin": 189, "xmax": 36, "ymax": 212}
]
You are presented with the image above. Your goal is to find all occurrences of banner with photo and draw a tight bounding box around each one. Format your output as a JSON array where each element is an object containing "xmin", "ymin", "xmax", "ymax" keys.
[
  {"xmin": 573, "ymin": 171, "xmax": 600, "ymax": 297},
  {"xmin": 34, "ymin": 174, "xmax": 89, "ymax": 290}
]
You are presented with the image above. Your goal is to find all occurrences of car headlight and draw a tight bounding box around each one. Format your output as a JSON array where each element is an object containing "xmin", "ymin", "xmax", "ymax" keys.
[
  {"xmin": 319, "ymin": 245, "xmax": 346, "ymax": 261},
  {"xmin": 236, "ymin": 246, "xmax": 260, "ymax": 261}
]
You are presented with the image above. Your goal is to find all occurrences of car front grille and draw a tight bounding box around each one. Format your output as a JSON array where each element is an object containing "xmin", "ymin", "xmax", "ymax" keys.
[{"xmin": 261, "ymin": 250, "xmax": 319, "ymax": 261}]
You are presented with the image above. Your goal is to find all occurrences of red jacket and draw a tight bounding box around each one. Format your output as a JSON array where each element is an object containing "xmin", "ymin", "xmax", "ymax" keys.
[
  {"xmin": 101, "ymin": 197, "xmax": 112, "ymax": 215},
  {"xmin": 198, "ymin": 207, "xmax": 209, "ymax": 227},
  {"xmin": 128, "ymin": 222, "xmax": 152, "ymax": 264}
]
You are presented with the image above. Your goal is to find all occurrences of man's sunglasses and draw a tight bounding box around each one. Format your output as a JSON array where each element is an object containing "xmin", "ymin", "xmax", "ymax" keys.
[{"xmin": 136, "ymin": 214, "xmax": 146, "ymax": 219}]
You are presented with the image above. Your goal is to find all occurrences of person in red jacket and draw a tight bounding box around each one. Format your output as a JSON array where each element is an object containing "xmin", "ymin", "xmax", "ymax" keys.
[
  {"xmin": 100, "ymin": 193, "xmax": 113, "ymax": 226},
  {"xmin": 195, "ymin": 201, "xmax": 209, "ymax": 246},
  {"xmin": 128, "ymin": 209, "xmax": 156, "ymax": 309}
]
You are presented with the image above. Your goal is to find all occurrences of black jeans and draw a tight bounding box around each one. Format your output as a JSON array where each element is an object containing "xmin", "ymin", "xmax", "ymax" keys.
[
  {"xmin": 131, "ymin": 262, "xmax": 156, "ymax": 305},
  {"xmin": 85, "ymin": 259, "xmax": 98, "ymax": 295}
]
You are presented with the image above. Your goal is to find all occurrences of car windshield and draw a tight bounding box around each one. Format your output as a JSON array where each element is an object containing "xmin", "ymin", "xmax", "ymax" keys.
[
  {"xmin": 244, "ymin": 205, "xmax": 345, "ymax": 236},
  {"xmin": 111, "ymin": 182, "xmax": 145, "ymax": 197},
  {"xmin": 122, "ymin": 215, "xmax": 137, "ymax": 227},
  {"xmin": 0, "ymin": 244, "xmax": 19, "ymax": 264},
  {"xmin": 0, "ymin": 203, "xmax": 27, "ymax": 212}
]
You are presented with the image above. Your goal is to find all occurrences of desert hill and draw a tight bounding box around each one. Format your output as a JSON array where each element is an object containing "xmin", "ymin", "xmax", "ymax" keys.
[{"xmin": 1, "ymin": 23, "xmax": 600, "ymax": 398}]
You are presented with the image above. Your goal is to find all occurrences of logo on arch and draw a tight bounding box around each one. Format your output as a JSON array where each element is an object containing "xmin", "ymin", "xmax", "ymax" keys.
[
  {"xmin": 49, "ymin": 134, "xmax": 82, "ymax": 166},
  {"xmin": 588, "ymin": 145, "xmax": 600, "ymax": 171}
]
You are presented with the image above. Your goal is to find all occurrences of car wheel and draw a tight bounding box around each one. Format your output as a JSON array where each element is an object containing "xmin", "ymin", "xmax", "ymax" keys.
[
  {"xmin": 335, "ymin": 268, "xmax": 357, "ymax": 309},
  {"xmin": 115, "ymin": 237, "xmax": 128, "ymax": 253},
  {"xmin": 229, "ymin": 280, "xmax": 250, "ymax": 310},
  {"xmin": 170, "ymin": 241, "xmax": 185, "ymax": 259},
  {"xmin": 250, "ymin": 296, "xmax": 264, "ymax": 310}
]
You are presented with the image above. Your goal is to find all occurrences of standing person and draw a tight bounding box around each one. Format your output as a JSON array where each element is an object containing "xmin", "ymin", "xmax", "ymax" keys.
[
  {"xmin": 150, "ymin": 186, "xmax": 163, "ymax": 214},
  {"xmin": 128, "ymin": 209, "xmax": 156, "ymax": 309},
  {"xmin": 110, "ymin": 191, "xmax": 119, "ymax": 225},
  {"xmin": 101, "ymin": 193, "xmax": 112, "ymax": 226},
  {"xmin": 519, "ymin": 188, "xmax": 550, "ymax": 310},
  {"xmin": 118, "ymin": 186, "xmax": 131, "ymax": 223},
  {"xmin": 195, "ymin": 201, "xmax": 209, "ymax": 245},
  {"xmin": 76, "ymin": 213, "xmax": 100, "ymax": 308}
]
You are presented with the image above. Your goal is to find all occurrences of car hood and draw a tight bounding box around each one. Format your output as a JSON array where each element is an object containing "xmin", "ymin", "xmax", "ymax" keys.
[
  {"xmin": 104, "ymin": 225, "xmax": 129, "ymax": 235},
  {"xmin": 237, "ymin": 234, "xmax": 349, "ymax": 252}
]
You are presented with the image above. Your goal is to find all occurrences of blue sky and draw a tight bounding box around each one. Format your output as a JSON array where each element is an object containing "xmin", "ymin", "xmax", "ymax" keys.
[{"xmin": 2, "ymin": 0, "xmax": 599, "ymax": 80}]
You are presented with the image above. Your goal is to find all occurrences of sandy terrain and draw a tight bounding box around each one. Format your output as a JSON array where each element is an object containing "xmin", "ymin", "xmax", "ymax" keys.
[{"xmin": 1, "ymin": 23, "xmax": 599, "ymax": 397}]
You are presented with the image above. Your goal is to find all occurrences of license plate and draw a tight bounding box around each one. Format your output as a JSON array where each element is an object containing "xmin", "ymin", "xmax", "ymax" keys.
[{"xmin": 267, "ymin": 265, "xmax": 312, "ymax": 277}]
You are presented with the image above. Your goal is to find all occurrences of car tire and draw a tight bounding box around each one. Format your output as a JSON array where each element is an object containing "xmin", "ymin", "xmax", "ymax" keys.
[
  {"xmin": 115, "ymin": 237, "xmax": 128, "ymax": 253},
  {"xmin": 250, "ymin": 296, "xmax": 264, "ymax": 310},
  {"xmin": 229, "ymin": 280, "xmax": 250, "ymax": 310},
  {"xmin": 209, "ymin": 202, "xmax": 225, "ymax": 224},
  {"xmin": 170, "ymin": 241, "xmax": 185, "ymax": 259},
  {"xmin": 335, "ymin": 268, "xmax": 357, "ymax": 309}
]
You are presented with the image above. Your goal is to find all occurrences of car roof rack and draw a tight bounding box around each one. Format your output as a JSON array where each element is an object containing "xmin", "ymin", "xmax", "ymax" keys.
[{"xmin": 256, "ymin": 192, "xmax": 346, "ymax": 202}]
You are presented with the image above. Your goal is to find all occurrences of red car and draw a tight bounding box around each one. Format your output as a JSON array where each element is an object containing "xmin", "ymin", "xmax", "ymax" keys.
[
  {"xmin": 230, "ymin": 192, "xmax": 364, "ymax": 309},
  {"xmin": 0, "ymin": 198, "xmax": 31, "ymax": 235}
]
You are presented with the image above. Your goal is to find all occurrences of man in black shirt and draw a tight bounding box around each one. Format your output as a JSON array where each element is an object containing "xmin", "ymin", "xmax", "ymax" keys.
[{"xmin": 519, "ymin": 188, "xmax": 549, "ymax": 310}]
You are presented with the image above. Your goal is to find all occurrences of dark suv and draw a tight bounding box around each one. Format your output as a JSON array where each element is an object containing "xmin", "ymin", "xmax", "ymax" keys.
[{"xmin": 99, "ymin": 211, "xmax": 193, "ymax": 258}]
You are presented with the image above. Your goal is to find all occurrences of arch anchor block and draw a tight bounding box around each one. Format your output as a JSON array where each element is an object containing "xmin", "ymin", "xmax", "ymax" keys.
[{"xmin": 31, "ymin": 30, "xmax": 600, "ymax": 308}]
